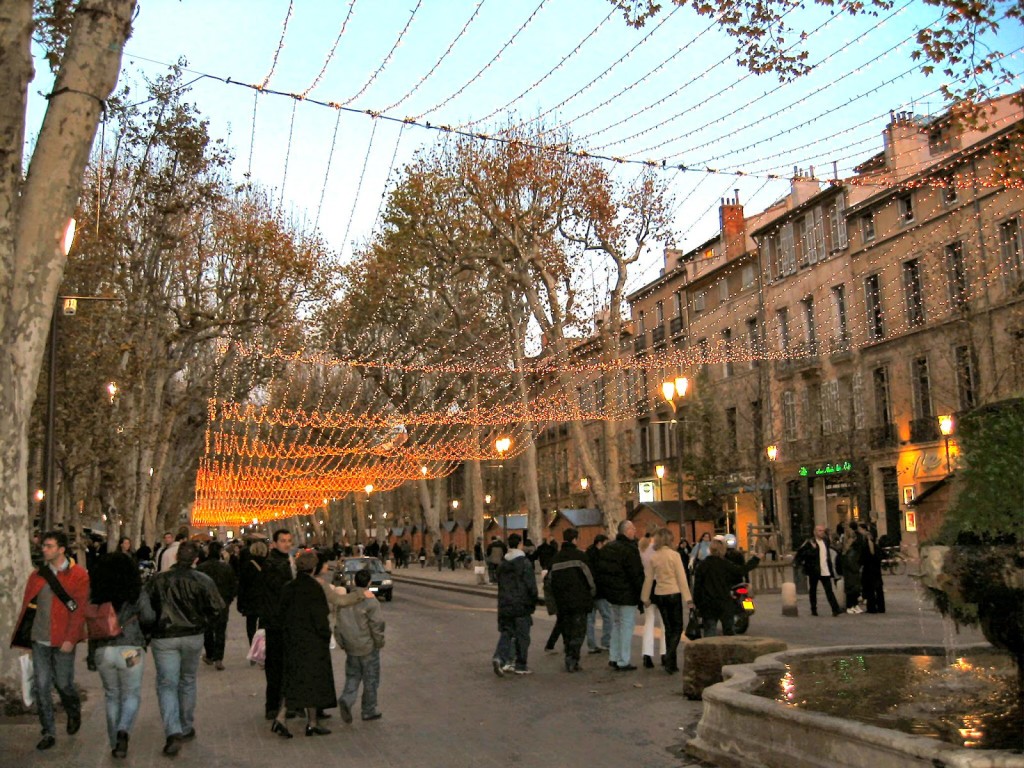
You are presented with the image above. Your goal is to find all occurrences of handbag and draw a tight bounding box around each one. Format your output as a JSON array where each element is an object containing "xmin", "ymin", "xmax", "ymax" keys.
[
  {"xmin": 247, "ymin": 628, "xmax": 266, "ymax": 664},
  {"xmin": 85, "ymin": 602, "xmax": 122, "ymax": 639},
  {"xmin": 10, "ymin": 603, "xmax": 37, "ymax": 649},
  {"xmin": 685, "ymin": 606, "xmax": 702, "ymax": 641}
]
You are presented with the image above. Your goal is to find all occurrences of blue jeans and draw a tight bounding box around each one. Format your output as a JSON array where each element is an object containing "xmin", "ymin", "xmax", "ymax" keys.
[
  {"xmin": 608, "ymin": 603, "xmax": 638, "ymax": 668},
  {"xmin": 587, "ymin": 598, "xmax": 612, "ymax": 650},
  {"xmin": 339, "ymin": 649, "xmax": 381, "ymax": 718},
  {"xmin": 494, "ymin": 614, "xmax": 532, "ymax": 670},
  {"xmin": 151, "ymin": 634, "xmax": 203, "ymax": 737},
  {"xmin": 701, "ymin": 608, "xmax": 735, "ymax": 637},
  {"xmin": 95, "ymin": 645, "xmax": 145, "ymax": 747},
  {"xmin": 32, "ymin": 642, "xmax": 80, "ymax": 737}
]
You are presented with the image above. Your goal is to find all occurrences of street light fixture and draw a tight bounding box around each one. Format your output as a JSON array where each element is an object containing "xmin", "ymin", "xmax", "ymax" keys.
[
  {"xmin": 937, "ymin": 414, "xmax": 955, "ymax": 473},
  {"xmin": 766, "ymin": 444, "xmax": 779, "ymax": 462},
  {"xmin": 661, "ymin": 375, "xmax": 691, "ymax": 510},
  {"xmin": 494, "ymin": 436, "xmax": 512, "ymax": 541},
  {"xmin": 452, "ymin": 499, "xmax": 460, "ymax": 510},
  {"xmin": 579, "ymin": 476, "xmax": 589, "ymax": 491}
]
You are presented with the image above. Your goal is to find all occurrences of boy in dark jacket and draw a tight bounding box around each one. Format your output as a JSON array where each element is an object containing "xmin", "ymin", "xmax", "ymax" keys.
[
  {"xmin": 549, "ymin": 528, "xmax": 595, "ymax": 672},
  {"xmin": 492, "ymin": 534, "xmax": 537, "ymax": 676}
]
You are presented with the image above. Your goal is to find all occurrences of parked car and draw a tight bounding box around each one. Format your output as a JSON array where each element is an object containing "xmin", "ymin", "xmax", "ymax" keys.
[{"xmin": 332, "ymin": 556, "xmax": 394, "ymax": 601}]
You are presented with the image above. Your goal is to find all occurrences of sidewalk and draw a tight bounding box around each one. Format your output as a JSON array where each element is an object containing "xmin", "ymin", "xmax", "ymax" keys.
[{"xmin": 390, "ymin": 562, "xmax": 986, "ymax": 650}]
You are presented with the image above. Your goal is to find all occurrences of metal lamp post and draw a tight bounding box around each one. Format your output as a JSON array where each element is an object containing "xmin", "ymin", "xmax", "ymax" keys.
[
  {"xmin": 661, "ymin": 376, "xmax": 690, "ymax": 512},
  {"xmin": 655, "ymin": 464, "xmax": 665, "ymax": 500},
  {"xmin": 937, "ymin": 414, "xmax": 954, "ymax": 473},
  {"xmin": 495, "ymin": 435, "xmax": 512, "ymax": 542}
]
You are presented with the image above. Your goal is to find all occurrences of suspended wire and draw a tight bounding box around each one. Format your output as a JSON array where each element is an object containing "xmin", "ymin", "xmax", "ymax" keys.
[
  {"xmin": 552, "ymin": 16, "xmax": 720, "ymax": 135},
  {"xmin": 381, "ymin": 0, "xmax": 489, "ymax": 113},
  {"xmin": 586, "ymin": 6, "xmax": 845, "ymax": 152},
  {"xmin": 643, "ymin": 1, "xmax": 920, "ymax": 160},
  {"xmin": 534, "ymin": 4, "xmax": 682, "ymax": 127},
  {"xmin": 341, "ymin": 118, "xmax": 379, "ymax": 259},
  {"xmin": 245, "ymin": 91, "xmax": 259, "ymax": 193},
  {"xmin": 259, "ymin": 0, "xmax": 295, "ymax": 90},
  {"xmin": 315, "ymin": 110, "xmax": 344, "ymax": 232},
  {"xmin": 371, "ymin": 123, "xmax": 408, "ymax": 236},
  {"xmin": 300, "ymin": 0, "xmax": 359, "ymax": 97},
  {"xmin": 460, "ymin": 7, "xmax": 618, "ymax": 129},
  {"xmin": 342, "ymin": 0, "xmax": 424, "ymax": 106},
  {"xmin": 278, "ymin": 99, "xmax": 299, "ymax": 209},
  {"xmin": 414, "ymin": 0, "xmax": 552, "ymax": 120}
]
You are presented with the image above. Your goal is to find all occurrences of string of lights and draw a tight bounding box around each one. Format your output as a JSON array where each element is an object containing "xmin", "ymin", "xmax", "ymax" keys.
[
  {"xmin": 258, "ymin": 0, "xmax": 295, "ymax": 90},
  {"xmin": 314, "ymin": 110, "xmax": 343, "ymax": 232},
  {"xmin": 381, "ymin": 0, "xmax": 489, "ymax": 113},
  {"xmin": 413, "ymin": 0, "xmax": 551, "ymax": 119},
  {"xmin": 341, "ymin": 0, "xmax": 424, "ymax": 106},
  {"xmin": 460, "ymin": 7, "xmax": 618, "ymax": 129},
  {"xmin": 340, "ymin": 117, "xmax": 379, "ymax": 258},
  {"xmin": 299, "ymin": 0, "xmax": 359, "ymax": 97}
]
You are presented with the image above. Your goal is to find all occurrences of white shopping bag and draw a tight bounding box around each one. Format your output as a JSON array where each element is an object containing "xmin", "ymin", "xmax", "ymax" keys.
[{"xmin": 20, "ymin": 653, "xmax": 34, "ymax": 707}]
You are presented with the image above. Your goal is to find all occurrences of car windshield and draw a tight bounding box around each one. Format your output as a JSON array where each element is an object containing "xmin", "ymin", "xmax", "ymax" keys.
[{"xmin": 343, "ymin": 559, "xmax": 384, "ymax": 574}]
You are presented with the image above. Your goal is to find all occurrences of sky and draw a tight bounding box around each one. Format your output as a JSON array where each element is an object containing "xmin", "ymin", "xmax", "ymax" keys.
[{"xmin": 26, "ymin": 0, "xmax": 1024, "ymax": 297}]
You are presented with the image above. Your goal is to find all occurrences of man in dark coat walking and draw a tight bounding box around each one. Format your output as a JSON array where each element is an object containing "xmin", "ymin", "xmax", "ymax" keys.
[
  {"xmin": 594, "ymin": 520, "xmax": 645, "ymax": 671},
  {"xmin": 197, "ymin": 541, "xmax": 238, "ymax": 670},
  {"xmin": 491, "ymin": 534, "xmax": 537, "ymax": 676},
  {"xmin": 258, "ymin": 530, "xmax": 295, "ymax": 720},
  {"xmin": 693, "ymin": 539, "xmax": 760, "ymax": 636},
  {"xmin": 549, "ymin": 528, "xmax": 595, "ymax": 672}
]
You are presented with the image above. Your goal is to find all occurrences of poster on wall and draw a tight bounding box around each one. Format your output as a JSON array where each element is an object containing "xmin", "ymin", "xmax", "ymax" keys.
[
  {"xmin": 904, "ymin": 510, "xmax": 918, "ymax": 532},
  {"xmin": 902, "ymin": 486, "xmax": 916, "ymax": 505}
]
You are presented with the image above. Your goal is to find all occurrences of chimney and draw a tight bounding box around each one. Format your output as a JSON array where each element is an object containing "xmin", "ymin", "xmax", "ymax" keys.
[
  {"xmin": 719, "ymin": 194, "xmax": 745, "ymax": 261},
  {"xmin": 664, "ymin": 247, "xmax": 684, "ymax": 272},
  {"xmin": 882, "ymin": 109, "xmax": 928, "ymax": 180}
]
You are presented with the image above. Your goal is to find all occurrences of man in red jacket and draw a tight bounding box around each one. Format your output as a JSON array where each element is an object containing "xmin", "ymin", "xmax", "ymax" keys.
[{"xmin": 18, "ymin": 530, "xmax": 90, "ymax": 750}]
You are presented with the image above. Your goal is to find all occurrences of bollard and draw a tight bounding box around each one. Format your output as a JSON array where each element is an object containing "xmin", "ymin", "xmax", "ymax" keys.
[{"xmin": 781, "ymin": 581, "xmax": 799, "ymax": 616}]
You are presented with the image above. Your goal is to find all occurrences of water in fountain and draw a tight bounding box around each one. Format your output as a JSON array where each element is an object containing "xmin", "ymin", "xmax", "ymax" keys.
[{"xmin": 754, "ymin": 651, "xmax": 1023, "ymax": 751}]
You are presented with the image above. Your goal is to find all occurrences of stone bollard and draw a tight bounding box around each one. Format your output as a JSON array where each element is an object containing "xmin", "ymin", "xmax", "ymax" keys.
[
  {"xmin": 781, "ymin": 556, "xmax": 799, "ymax": 617},
  {"xmin": 682, "ymin": 636, "xmax": 788, "ymax": 700}
]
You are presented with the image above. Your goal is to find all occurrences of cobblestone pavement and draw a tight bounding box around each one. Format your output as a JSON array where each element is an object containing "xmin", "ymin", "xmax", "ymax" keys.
[{"xmin": 1, "ymin": 565, "xmax": 983, "ymax": 768}]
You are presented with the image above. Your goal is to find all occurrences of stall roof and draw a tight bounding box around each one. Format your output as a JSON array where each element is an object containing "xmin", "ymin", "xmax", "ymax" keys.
[
  {"xmin": 632, "ymin": 500, "xmax": 717, "ymax": 523},
  {"xmin": 552, "ymin": 508, "xmax": 604, "ymax": 527}
]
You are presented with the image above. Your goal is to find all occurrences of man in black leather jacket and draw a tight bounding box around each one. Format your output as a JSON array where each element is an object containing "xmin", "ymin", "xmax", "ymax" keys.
[{"xmin": 145, "ymin": 541, "xmax": 225, "ymax": 755}]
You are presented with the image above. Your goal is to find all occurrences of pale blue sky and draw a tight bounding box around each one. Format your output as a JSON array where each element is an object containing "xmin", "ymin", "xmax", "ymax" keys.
[{"xmin": 28, "ymin": 0, "xmax": 1023, "ymax": 292}]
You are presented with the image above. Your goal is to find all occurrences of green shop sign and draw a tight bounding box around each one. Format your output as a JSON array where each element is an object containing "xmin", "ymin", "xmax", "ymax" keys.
[{"xmin": 799, "ymin": 461, "xmax": 853, "ymax": 477}]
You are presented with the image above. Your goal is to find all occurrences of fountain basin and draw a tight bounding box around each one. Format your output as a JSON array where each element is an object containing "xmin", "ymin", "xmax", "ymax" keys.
[{"xmin": 687, "ymin": 644, "xmax": 1024, "ymax": 768}]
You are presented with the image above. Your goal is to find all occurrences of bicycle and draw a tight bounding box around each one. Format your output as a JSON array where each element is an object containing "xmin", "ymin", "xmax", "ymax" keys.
[{"xmin": 880, "ymin": 546, "xmax": 908, "ymax": 576}]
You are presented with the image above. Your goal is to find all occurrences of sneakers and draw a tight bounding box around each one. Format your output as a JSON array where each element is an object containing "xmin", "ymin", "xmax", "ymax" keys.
[
  {"xmin": 588, "ymin": 647, "xmax": 605, "ymax": 654},
  {"xmin": 846, "ymin": 606, "xmax": 863, "ymax": 615},
  {"xmin": 513, "ymin": 667, "xmax": 533, "ymax": 675},
  {"xmin": 492, "ymin": 658, "xmax": 505, "ymax": 677},
  {"xmin": 361, "ymin": 712, "xmax": 383, "ymax": 721},
  {"xmin": 502, "ymin": 663, "xmax": 516, "ymax": 672}
]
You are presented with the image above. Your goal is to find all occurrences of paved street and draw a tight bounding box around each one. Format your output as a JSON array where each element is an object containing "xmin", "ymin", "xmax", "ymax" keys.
[{"xmin": 0, "ymin": 568, "xmax": 985, "ymax": 768}]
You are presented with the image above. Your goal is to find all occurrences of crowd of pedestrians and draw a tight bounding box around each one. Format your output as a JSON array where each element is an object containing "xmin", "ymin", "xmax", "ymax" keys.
[{"xmin": 15, "ymin": 528, "xmax": 387, "ymax": 758}]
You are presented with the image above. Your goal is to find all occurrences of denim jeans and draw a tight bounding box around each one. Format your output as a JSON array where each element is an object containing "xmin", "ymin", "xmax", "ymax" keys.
[
  {"xmin": 95, "ymin": 645, "xmax": 145, "ymax": 747},
  {"xmin": 32, "ymin": 642, "xmax": 80, "ymax": 737},
  {"xmin": 494, "ymin": 614, "xmax": 532, "ymax": 670},
  {"xmin": 339, "ymin": 649, "xmax": 381, "ymax": 718},
  {"xmin": 608, "ymin": 603, "xmax": 638, "ymax": 668},
  {"xmin": 701, "ymin": 607, "xmax": 735, "ymax": 637},
  {"xmin": 151, "ymin": 634, "xmax": 203, "ymax": 737},
  {"xmin": 587, "ymin": 598, "xmax": 612, "ymax": 650}
]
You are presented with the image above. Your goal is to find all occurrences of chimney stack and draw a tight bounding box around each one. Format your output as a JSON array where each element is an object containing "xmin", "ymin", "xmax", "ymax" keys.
[{"xmin": 719, "ymin": 195, "xmax": 745, "ymax": 261}]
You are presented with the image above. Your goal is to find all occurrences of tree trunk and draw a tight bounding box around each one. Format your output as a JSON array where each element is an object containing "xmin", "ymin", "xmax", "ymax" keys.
[{"xmin": 0, "ymin": 0, "xmax": 136, "ymax": 685}]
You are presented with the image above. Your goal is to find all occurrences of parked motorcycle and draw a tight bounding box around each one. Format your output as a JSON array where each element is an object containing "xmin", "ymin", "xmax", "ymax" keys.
[{"xmin": 732, "ymin": 582, "xmax": 755, "ymax": 634}]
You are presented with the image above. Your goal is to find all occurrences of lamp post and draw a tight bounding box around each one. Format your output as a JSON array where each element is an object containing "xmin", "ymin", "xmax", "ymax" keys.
[
  {"xmin": 655, "ymin": 464, "xmax": 665, "ymax": 500},
  {"xmin": 937, "ymin": 414, "xmax": 954, "ymax": 473},
  {"xmin": 661, "ymin": 376, "xmax": 690, "ymax": 513},
  {"xmin": 495, "ymin": 435, "xmax": 512, "ymax": 542},
  {"xmin": 765, "ymin": 444, "xmax": 779, "ymax": 527}
]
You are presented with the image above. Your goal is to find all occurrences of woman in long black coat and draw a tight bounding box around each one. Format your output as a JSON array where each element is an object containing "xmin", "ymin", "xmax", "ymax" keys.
[{"xmin": 271, "ymin": 550, "xmax": 336, "ymax": 738}]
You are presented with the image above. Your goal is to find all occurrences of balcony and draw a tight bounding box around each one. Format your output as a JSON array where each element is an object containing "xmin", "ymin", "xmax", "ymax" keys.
[
  {"xmin": 909, "ymin": 416, "xmax": 940, "ymax": 443},
  {"xmin": 829, "ymin": 336, "xmax": 853, "ymax": 362},
  {"xmin": 670, "ymin": 316, "xmax": 684, "ymax": 336},
  {"xmin": 633, "ymin": 336, "xmax": 646, "ymax": 355},
  {"xmin": 651, "ymin": 325, "xmax": 666, "ymax": 346},
  {"xmin": 868, "ymin": 423, "xmax": 898, "ymax": 449}
]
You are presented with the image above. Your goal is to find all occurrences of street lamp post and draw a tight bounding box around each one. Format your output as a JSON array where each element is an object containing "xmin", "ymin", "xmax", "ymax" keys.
[
  {"xmin": 937, "ymin": 414, "xmax": 954, "ymax": 473},
  {"xmin": 655, "ymin": 464, "xmax": 665, "ymax": 500},
  {"xmin": 765, "ymin": 444, "xmax": 779, "ymax": 527},
  {"xmin": 42, "ymin": 291, "xmax": 122, "ymax": 531},
  {"xmin": 495, "ymin": 435, "xmax": 512, "ymax": 543},
  {"xmin": 661, "ymin": 376, "xmax": 690, "ymax": 513}
]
